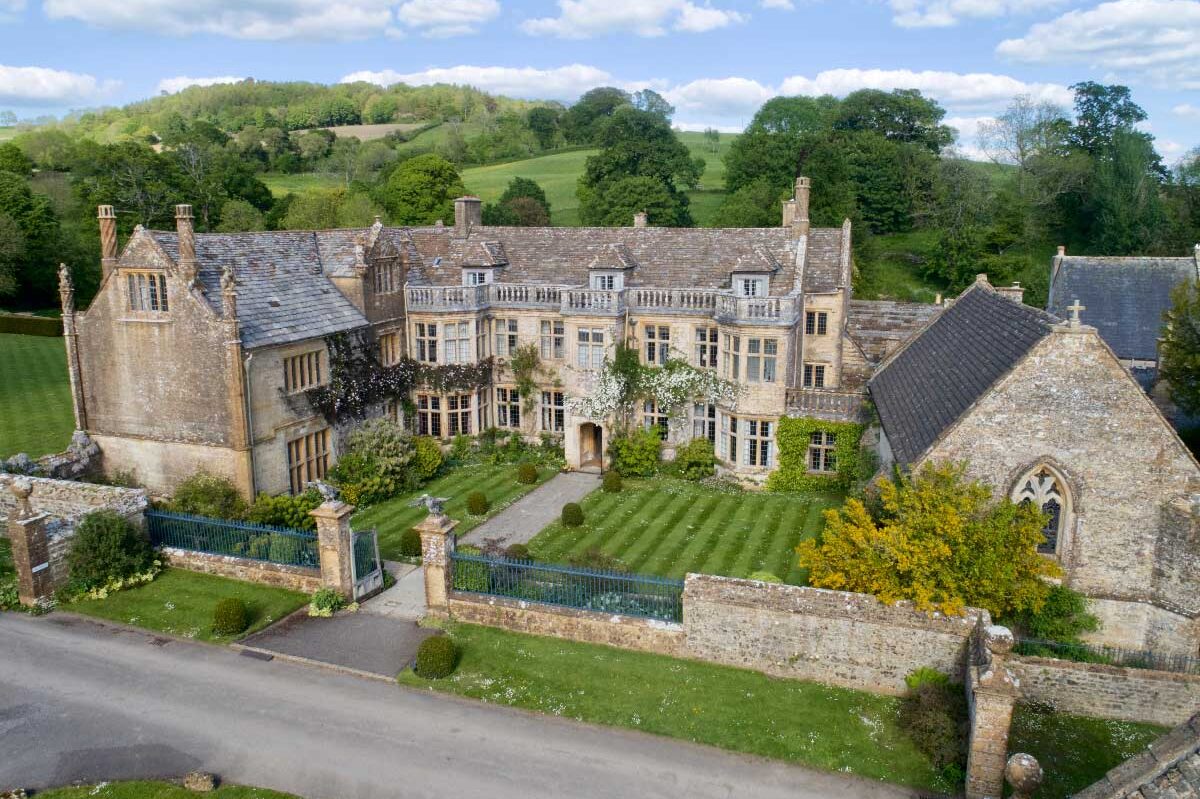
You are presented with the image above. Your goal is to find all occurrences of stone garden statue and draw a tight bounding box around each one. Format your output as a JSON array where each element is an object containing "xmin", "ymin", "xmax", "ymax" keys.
[
  {"xmin": 1005, "ymin": 753, "xmax": 1043, "ymax": 799},
  {"xmin": 410, "ymin": 494, "xmax": 450, "ymax": 519}
]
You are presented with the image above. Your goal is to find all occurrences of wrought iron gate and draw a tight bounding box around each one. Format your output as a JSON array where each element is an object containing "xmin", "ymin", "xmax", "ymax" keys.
[{"xmin": 351, "ymin": 528, "xmax": 383, "ymax": 599}]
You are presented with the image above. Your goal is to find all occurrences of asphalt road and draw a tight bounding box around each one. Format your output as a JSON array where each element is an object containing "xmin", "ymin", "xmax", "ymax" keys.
[{"xmin": 0, "ymin": 613, "xmax": 915, "ymax": 799}]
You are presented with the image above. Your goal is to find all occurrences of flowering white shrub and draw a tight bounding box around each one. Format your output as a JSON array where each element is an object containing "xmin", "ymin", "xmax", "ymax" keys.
[{"xmin": 570, "ymin": 355, "xmax": 738, "ymax": 426}]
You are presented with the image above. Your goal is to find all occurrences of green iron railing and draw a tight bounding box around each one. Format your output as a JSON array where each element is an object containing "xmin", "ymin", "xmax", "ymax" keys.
[
  {"xmin": 450, "ymin": 551, "xmax": 683, "ymax": 623},
  {"xmin": 1014, "ymin": 636, "xmax": 1200, "ymax": 675},
  {"xmin": 146, "ymin": 509, "xmax": 319, "ymax": 569},
  {"xmin": 353, "ymin": 530, "xmax": 379, "ymax": 580}
]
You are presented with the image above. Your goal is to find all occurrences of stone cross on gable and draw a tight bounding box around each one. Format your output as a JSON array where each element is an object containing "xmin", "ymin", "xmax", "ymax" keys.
[{"xmin": 1067, "ymin": 298, "xmax": 1086, "ymax": 327}]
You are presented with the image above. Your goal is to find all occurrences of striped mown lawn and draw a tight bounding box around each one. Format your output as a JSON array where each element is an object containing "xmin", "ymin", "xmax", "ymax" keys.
[
  {"xmin": 352, "ymin": 461, "xmax": 555, "ymax": 560},
  {"xmin": 527, "ymin": 478, "xmax": 843, "ymax": 584},
  {"xmin": 0, "ymin": 333, "xmax": 74, "ymax": 459}
]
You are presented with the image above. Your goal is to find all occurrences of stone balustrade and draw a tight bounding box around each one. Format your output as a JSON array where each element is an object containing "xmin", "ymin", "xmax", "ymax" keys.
[
  {"xmin": 405, "ymin": 282, "xmax": 801, "ymax": 324},
  {"xmin": 785, "ymin": 388, "xmax": 867, "ymax": 422}
]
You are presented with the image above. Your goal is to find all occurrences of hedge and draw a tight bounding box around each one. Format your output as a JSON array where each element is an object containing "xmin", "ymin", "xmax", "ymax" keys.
[
  {"xmin": 0, "ymin": 313, "xmax": 62, "ymax": 337},
  {"xmin": 766, "ymin": 417, "xmax": 865, "ymax": 493}
]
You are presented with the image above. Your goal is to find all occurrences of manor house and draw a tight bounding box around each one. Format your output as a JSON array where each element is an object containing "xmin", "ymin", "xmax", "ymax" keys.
[{"xmin": 57, "ymin": 178, "xmax": 1200, "ymax": 656}]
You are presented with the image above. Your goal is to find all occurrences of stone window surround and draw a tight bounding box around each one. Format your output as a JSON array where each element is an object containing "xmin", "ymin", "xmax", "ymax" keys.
[
  {"xmin": 1007, "ymin": 459, "xmax": 1079, "ymax": 561},
  {"xmin": 804, "ymin": 309, "xmax": 829, "ymax": 336},
  {"xmin": 377, "ymin": 329, "xmax": 402, "ymax": 366},
  {"xmin": 123, "ymin": 269, "xmax": 170, "ymax": 316}
]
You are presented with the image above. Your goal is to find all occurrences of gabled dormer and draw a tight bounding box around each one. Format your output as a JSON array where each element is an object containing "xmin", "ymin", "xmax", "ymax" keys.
[
  {"xmin": 587, "ymin": 243, "xmax": 637, "ymax": 291},
  {"xmin": 730, "ymin": 248, "xmax": 781, "ymax": 297},
  {"xmin": 461, "ymin": 240, "xmax": 508, "ymax": 286}
]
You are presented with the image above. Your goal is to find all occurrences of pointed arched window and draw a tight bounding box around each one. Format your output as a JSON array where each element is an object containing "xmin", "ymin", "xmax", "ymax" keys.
[{"xmin": 1014, "ymin": 466, "xmax": 1069, "ymax": 555}]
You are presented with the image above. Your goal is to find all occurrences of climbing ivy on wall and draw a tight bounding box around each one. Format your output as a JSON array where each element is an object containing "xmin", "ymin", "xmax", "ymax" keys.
[
  {"xmin": 766, "ymin": 417, "xmax": 866, "ymax": 493},
  {"xmin": 304, "ymin": 331, "xmax": 493, "ymax": 422}
]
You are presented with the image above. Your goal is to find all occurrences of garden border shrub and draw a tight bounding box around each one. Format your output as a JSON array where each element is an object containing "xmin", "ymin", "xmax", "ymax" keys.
[
  {"xmin": 211, "ymin": 597, "xmax": 249, "ymax": 636},
  {"xmin": 414, "ymin": 635, "xmax": 458, "ymax": 679}
]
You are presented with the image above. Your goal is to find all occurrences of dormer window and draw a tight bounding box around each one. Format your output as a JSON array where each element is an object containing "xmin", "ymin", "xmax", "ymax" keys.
[
  {"xmin": 738, "ymin": 277, "xmax": 765, "ymax": 298},
  {"xmin": 464, "ymin": 270, "xmax": 492, "ymax": 287},
  {"xmin": 592, "ymin": 273, "xmax": 621, "ymax": 291},
  {"xmin": 127, "ymin": 271, "xmax": 169, "ymax": 313}
]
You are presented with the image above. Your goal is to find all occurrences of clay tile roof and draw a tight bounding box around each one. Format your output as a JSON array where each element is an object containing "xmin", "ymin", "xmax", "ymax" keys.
[
  {"xmin": 1048, "ymin": 255, "xmax": 1198, "ymax": 362},
  {"xmin": 869, "ymin": 283, "xmax": 1058, "ymax": 465},
  {"xmin": 151, "ymin": 231, "xmax": 368, "ymax": 350}
]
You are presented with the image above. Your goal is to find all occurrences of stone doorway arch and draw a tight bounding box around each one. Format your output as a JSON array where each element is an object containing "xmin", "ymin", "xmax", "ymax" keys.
[{"xmin": 579, "ymin": 423, "xmax": 603, "ymax": 472}]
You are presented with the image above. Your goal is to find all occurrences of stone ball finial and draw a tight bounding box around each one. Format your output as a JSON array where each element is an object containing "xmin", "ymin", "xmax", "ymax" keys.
[
  {"xmin": 1005, "ymin": 753, "xmax": 1043, "ymax": 798},
  {"xmin": 9, "ymin": 477, "xmax": 32, "ymax": 501},
  {"xmin": 984, "ymin": 624, "xmax": 1015, "ymax": 655}
]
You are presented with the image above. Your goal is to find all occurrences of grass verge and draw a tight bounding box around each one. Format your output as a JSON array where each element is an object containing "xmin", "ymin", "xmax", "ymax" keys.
[
  {"xmin": 66, "ymin": 568, "xmax": 309, "ymax": 643},
  {"xmin": 0, "ymin": 537, "xmax": 12, "ymax": 577},
  {"xmin": 527, "ymin": 477, "xmax": 842, "ymax": 583},
  {"xmin": 399, "ymin": 623, "xmax": 948, "ymax": 793},
  {"xmin": 0, "ymin": 332, "xmax": 74, "ymax": 458},
  {"xmin": 352, "ymin": 461, "xmax": 555, "ymax": 560},
  {"xmin": 35, "ymin": 781, "xmax": 298, "ymax": 798},
  {"xmin": 1007, "ymin": 703, "xmax": 1167, "ymax": 799}
]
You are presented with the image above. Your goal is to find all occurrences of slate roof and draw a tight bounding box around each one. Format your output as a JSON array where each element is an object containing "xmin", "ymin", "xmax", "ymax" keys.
[
  {"xmin": 1048, "ymin": 255, "xmax": 1198, "ymax": 362},
  {"xmin": 869, "ymin": 282, "xmax": 1058, "ymax": 465},
  {"xmin": 402, "ymin": 224, "xmax": 850, "ymax": 295},
  {"xmin": 150, "ymin": 231, "xmax": 369, "ymax": 350},
  {"xmin": 1074, "ymin": 712, "xmax": 1200, "ymax": 799}
]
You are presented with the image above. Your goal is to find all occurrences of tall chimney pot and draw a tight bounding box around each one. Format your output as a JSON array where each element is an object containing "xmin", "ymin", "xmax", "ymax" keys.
[
  {"xmin": 175, "ymin": 204, "xmax": 197, "ymax": 283},
  {"xmin": 793, "ymin": 176, "xmax": 811, "ymax": 237},
  {"xmin": 1056, "ymin": 245, "xmax": 1066, "ymax": 257},
  {"xmin": 453, "ymin": 196, "xmax": 481, "ymax": 237},
  {"xmin": 98, "ymin": 205, "xmax": 117, "ymax": 280}
]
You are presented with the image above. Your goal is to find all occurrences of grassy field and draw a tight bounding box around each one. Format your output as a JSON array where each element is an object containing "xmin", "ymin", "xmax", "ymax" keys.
[
  {"xmin": 67, "ymin": 568, "xmax": 309, "ymax": 643},
  {"xmin": 400, "ymin": 623, "xmax": 949, "ymax": 793},
  {"xmin": 309, "ymin": 122, "xmax": 429, "ymax": 141},
  {"xmin": 0, "ymin": 126, "xmax": 15, "ymax": 142},
  {"xmin": 352, "ymin": 461, "xmax": 555, "ymax": 560},
  {"xmin": 527, "ymin": 478, "xmax": 842, "ymax": 584},
  {"xmin": 37, "ymin": 782, "xmax": 297, "ymax": 799},
  {"xmin": 1007, "ymin": 704, "xmax": 1167, "ymax": 799},
  {"xmin": 463, "ymin": 148, "xmax": 593, "ymax": 225},
  {"xmin": 261, "ymin": 172, "xmax": 344, "ymax": 197},
  {"xmin": 0, "ymin": 332, "xmax": 74, "ymax": 458}
]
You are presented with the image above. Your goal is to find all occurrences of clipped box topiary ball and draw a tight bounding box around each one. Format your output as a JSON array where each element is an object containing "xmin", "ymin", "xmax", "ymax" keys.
[
  {"xmin": 601, "ymin": 471, "xmax": 623, "ymax": 493},
  {"xmin": 516, "ymin": 462, "xmax": 539, "ymax": 484},
  {"xmin": 561, "ymin": 502, "xmax": 584, "ymax": 527},
  {"xmin": 211, "ymin": 597, "xmax": 249, "ymax": 636},
  {"xmin": 398, "ymin": 528, "xmax": 422, "ymax": 558},
  {"xmin": 414, "ymin": 635, "xmax": 458, "ymax": 679},
  {"xmin": 466, "ymin": 491, "xmax": 490, "ymax": 516}
]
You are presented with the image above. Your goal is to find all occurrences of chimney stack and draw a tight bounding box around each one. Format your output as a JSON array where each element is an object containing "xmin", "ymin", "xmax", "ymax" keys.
[
  {"xmin": 996, "ymin": 281, "xmax": 1025, "ymax": 305},
  {"xmin": 98, "ymin": 205, "xmax": 117, "ymax": 280},
  {"xmin": 793, "ymin": 176, "xmax": 811, "ymax": 237},
  {"xmin": 1056, "ymin": 245, "xmax": 1066, "ymax": 257},
  {"xmin": 633, "ymin": 211, "xmax": 648, "ymax": 228},
  {"xmin": 453, "ymin": 196, "xmax": 481, "ymax": 237},
  {"xmin": 782, "ymin": 199, "xmax": 797, "ymax": 228},
  {"xmin": 175, "ymin": 204, "xmax": 197, "ymax": 283}
]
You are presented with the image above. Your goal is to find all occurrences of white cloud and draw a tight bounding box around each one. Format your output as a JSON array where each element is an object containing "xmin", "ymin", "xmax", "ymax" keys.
[
  {"xmin": 663, "ymin": 77, "xmax": 775, "ymax": 121},
  {"xmin": 0, "ymin": 63, "xmax": 117, "ymax": 106},
  {"xmin": 760, "ymin": 0, "xmax": 794, "ymax": 8},
  {"xmin": 779, "ymin": 68, "xmax": 1072, "ymax": 111},
  {"xmin": 0, "ymin": 0, "xmax": 25, "ymax": 22},
  {"xmin": 44, "ymin": 0, "xmax": 401, "ymax": 40},
  {"xmin": 156, "ymin": 75, "xmax": 244, "ymax": 94},
  {"xmin": 944, "ymin": 114, "xmax": 995, "ymax": 159},
  {"xmin": 997, "ymin": 0, "xmax": 1200, "ymax": 89},
  {"xmin": 395, "ymin": 0, "xmax": 499, "ymax": 36},
  {"xmin": 1174, "ymin": 103, "xmax": 1200, "ymax": 118},
  {"xmin": 341, "ymin": 64, "xmax": 615, "ymax": 102},
  {"xmin": 521, "ymin": 0, "xmax": 744, "ymax": 38},
  {"xmin": 888, "ymin": 0, "xmax": 1066, "ymax": 28}
]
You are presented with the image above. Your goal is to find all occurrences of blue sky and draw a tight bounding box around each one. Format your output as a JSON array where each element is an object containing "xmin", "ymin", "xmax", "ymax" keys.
[{"xmin": 0, "ymin": 0, "xmax": 1197, "ymax": 162}]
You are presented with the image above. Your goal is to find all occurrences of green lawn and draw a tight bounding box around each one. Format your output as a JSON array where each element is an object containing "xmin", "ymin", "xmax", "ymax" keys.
[
  {"xmin": 67, "ymin": 568, "xmax": 309, "ymax": 643},
  {"xmin": 400, "ymin": 623, "xmax": 948, "ymax": 793},
  {"xmin": 462, "ymin": 148, "xmax": 593, "ymax": 226},
  {"xmin": 352, "ymin": 461, "xmax": 555, "ymax": 560},
  {"xmin": 260, "ymin": 172, "xmax": 344, "ymax": 198},
  {"xmin": 36, "ymin": 782, "xmax": 298, "ymax": 799},
  {"xmin": 0, "ymin": 332, "xmax": 74, "ymax": 458},
  {"xmin": 1007, "ymin": 704, "xmax": 1167, "ymax": 799},
  {"xmin": 527, "ymin": 478, "xmax": 842, "ymax": 584}
]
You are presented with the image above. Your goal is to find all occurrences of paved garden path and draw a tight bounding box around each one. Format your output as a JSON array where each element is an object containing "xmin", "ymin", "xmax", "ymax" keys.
[
  {"xmin": 359, "ymin": 561, "xmax": 426, "ymax": 620},
  {"xmin": 459, "ymin": 471, "xmax": 600, "ymax": 549},
  {"xmin": 1, "ymin": 612, "xmax": 910, "ymax": 799}
]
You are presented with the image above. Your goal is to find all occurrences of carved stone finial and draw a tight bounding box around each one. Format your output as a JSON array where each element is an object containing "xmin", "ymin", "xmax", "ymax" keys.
[
  {"xmin": 983, "ymin": 624, "xmax": 1015, "ymax": 655},
  {"xmin": 9, "ymin": 477, "xmax": 34, "ymax": 518},
  {"xmin": 1005, "ymin": 753, "xmax": 1043, "ymax": 799},
  {"xmin": 58, "ymin": 264, "xmax": 75, "ymax": 315}
]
